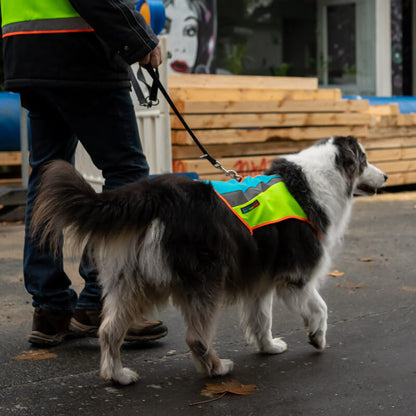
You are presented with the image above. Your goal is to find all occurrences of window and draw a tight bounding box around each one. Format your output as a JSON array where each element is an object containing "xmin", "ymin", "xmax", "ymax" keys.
[{"xmin": 326, "ymin": 3, "xmax": 356, "ymax": 85}]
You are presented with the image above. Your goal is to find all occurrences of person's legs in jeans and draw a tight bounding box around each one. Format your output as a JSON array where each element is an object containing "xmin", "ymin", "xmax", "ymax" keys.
[
  {"xmin": 44, "ymin": 87, "xmax": 149, "ymax": 311},
  {"xmin": 21, "ymin": 89, "xmax": 80, "ymax": 345},
  {"xmin": 22, "ymin": 87, "xmax": 166, "ymax": 343},
  {"xmin": 44, "ymin": 87, "xmax": 166, "ymax": 340},
  {"xmin": 22, "ymin": 89, "xmax": 79, "ymax": 315}
]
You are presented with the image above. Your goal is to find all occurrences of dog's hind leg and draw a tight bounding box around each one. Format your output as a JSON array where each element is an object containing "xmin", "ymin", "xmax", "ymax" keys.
[
  {"xmin": 241, "ymin": 291, "xmax": 287, "ymax": 354},
  {"xmin": 282, "ymin": 285, "xmax": 328, "ymax": 351},
  {"xmin": 180, "ymin": 299, "xmax": 233, "ymax": 377},
  {"xmin": 99, "ymin": 286, "xmax": 139, "ymax": 385}
]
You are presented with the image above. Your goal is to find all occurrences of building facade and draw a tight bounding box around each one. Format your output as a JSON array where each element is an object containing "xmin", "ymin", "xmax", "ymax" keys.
[{"xmin": 163, "ymin": 0, "xmax": 414, "ymax": 97}]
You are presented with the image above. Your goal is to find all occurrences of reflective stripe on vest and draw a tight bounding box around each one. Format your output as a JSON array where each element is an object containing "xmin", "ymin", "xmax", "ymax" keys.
[
  {"xmin": 1, "ymin": 0, "xmax": 93, "ymax": 38},
  {"xmin": 206, "ymin": 175, "xmax": 312, "ymax": 235}
]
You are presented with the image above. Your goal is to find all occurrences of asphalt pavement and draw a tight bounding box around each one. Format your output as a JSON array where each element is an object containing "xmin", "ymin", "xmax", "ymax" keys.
[{"xmin": 0, "ymin": 194, "xmax": 415, "ymax": 416}]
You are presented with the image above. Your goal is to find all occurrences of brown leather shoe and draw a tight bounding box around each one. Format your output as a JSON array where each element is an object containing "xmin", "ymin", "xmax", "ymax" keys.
[
  {"xmin": 29, "ymin": 307, "xmax": 72, "ymax": 347},
  {"xmin": 69, "ymin": 309, "xmax": 101, "ymax": 337},
  {"xmin": 69, "ymin": 309, "xmax": 168, "ymax": 341},
  {"xmin": 124, "ymin": 320, "xmax": 168, "ymax": 341}
]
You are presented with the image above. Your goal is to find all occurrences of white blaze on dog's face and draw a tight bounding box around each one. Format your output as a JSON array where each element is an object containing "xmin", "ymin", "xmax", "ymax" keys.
[
  {"xmin": 287, "ymin": 136, "xmax": 388, "ymax": 197},
  {"xmin": 354, "ymin": 143, "xmax": 388, "ymax": 196},
  {"xmin": 327, "ymin": 136, "xmax": 388, "ymax": 197}
]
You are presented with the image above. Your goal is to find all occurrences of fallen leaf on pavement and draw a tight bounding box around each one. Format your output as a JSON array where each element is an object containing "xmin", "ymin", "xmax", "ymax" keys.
[
  {"xmin": 359, "ymin": 258, "xmax": 373, "ymax": 262},
  {"xmin": 399, "ymin": 286, "xmax": 416, "ymax": 292},
  {"xmin": 328, "ymin": 270, "xmax": 345, "ymax": 277},
  {"xmin": 202, "ymin": 379, "xmax": 256, "ymax": 397},
  {"xmin": 336, "ymin": 282, "xmax": 365, "ymax": 293},
  {"xmin": 13, "ymin": 350, "xmax": 58, "ymax": 361},
  {"xmin": 189, "ymin": 379, "xmax": 256, "ymax": 406}
]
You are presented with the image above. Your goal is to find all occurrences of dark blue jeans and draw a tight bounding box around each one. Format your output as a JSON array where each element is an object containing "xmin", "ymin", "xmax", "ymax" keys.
[{"xmin": 21, "ymin": 87, "xmax": 149, "ymax": 315}]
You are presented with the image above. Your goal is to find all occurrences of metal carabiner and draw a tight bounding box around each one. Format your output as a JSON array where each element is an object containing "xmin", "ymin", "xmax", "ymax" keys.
[{"xmin": 213, "ymin": 161, "xmax": 243, "ymax": 182}]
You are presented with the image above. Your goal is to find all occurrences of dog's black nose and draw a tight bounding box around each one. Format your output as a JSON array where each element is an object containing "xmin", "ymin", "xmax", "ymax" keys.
[{"xmin": 384, "ymin": 174, "xmax": 388, "ymax": 182}]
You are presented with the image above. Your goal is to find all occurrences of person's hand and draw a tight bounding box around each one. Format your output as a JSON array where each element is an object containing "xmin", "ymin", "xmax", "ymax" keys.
[{"xmin": 139, "ymin": 44, "xmax": 162, "ymax": 68}]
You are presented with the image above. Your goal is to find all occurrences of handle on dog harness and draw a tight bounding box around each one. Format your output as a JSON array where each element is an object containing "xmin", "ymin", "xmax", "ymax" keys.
[{"xmin": 132, "ymin": 63, "xmax": 242, "ymax": 181}]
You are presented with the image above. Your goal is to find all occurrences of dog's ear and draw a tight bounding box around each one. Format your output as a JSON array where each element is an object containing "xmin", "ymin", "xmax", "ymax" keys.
[
  {"xmin": 334, "ymin": 136, "xmax": 361, "ymax": 177},
  {"xmin": 344, "ymin": 136, "xmax": 359, "ymax": 150}
]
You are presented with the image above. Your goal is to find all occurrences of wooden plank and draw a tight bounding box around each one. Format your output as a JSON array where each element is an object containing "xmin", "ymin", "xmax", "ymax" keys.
[
  {"xmin": 170, "ymin": 112, "xmax": 371, "ymax": 129},
  {"xmin": 169, "ymin": 88, "xmax": 342, "ymax": 103},
  {"xmin": 375, "ymin": 159, "xmax": 416, "ymax": 174},
  {"xmin": 370, "ymin": 114, "xmax": 416, "ymax": 127},
  {"xmin": 0, "ymin": 152, "xmax": 22, "ymax": 166},
  {"xmin": 172, "ymin": 140, "xmax": 312, "ymax": 160},
  {"xmin": 172, "ymin": 99, "xmax": 369, "ymax": 114},
  {"xmin": 368, "ymin": 126, "xmax": 416, "ymax": 139},
  {"xmin": 0, "ymin": 178, "xmax": 22, "ymax": 185},
  {"xmin": 369, "ymin": 115, "xmax": 398, "ymax": 128},
  {"xmin": 172, "ymin": 126, "xmax": 368, "ymax": 145},
  {"xmin": 174, "ymin": 146, "xmax": 416, "ymax": 176},
  {"xmin": 168, "ymin": 73, "xmax": 318, "ymax": 90},
  {"xmin": 173, "ymin": 155, "xmax": 276, "ymax": 175},
  {"xmin": 198, "ymin": 172, "xmax": 228, "ymax": 181},
  {"xmin": 397, "ymin": 114, "xmax": 416, "ymax": 126},
  {"xmin": 367, "ymin": 147, "xmax": 416, "ymax": 162},
  {"xmin": 173, "ymin": 140, "xmax": 416, "ymax": 162},
  {"xmin": 366, "ymin": 104, "xmax": 400, "ymax": 116},
  {"xmin": 384, "ymin": 171, "xmax": 416, "ymax": 186},
  {"xmin": 361, "ymin": 136, "xmax": 416, "ymax": 149}
]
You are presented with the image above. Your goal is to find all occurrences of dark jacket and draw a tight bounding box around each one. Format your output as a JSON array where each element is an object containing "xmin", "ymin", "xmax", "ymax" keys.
[{"xmin": 1, "ymin": 0, "xmax": 158, "ymax": 90}]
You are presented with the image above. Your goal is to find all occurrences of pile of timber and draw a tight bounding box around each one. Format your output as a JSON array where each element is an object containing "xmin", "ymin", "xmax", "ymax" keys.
[
  {"xmin": 168, "ymin": 74, "xmax": 416, "ymax": 187},
  {"xmin": 365, "ymin": 104, "xmax": 416, "ymax": 186}
]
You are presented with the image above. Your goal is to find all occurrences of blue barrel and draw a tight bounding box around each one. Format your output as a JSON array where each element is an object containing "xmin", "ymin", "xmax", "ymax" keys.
[
  {"xmin": 136, "ymin": 0, "xmax": 166, "ymax": 36},
  {"xmin": 0, "ymin": 92, "xmax": 26, "ymax": 151}
]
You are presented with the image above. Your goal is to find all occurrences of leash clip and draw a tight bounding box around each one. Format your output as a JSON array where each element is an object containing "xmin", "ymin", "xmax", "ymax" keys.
[
  {"xmin": 140, "ymin": 97, "xmax": 160, "ymax": 109},
  {"xmin": 221, "ymin": 168, "xmax": 243, "ymax": 182},
  {"xmin": 199, "ymin": 154, "xmax": 242, "ymax": 181}
]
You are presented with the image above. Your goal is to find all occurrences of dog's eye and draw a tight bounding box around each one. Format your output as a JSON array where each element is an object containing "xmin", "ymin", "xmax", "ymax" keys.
[
  {"xmin": 358, "ymin": 152, "xmax": 368, "ymax": 173},
  {"xmin": 361, "ymin": 153, "xmax": 368, "ymax": 166}
]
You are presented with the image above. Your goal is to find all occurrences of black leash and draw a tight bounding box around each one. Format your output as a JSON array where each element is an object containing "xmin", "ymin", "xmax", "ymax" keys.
[
  {"xmin": 128, "ymin": 65, "xmax": 159, "ymax": 107},
  {"xmin": 132, "ymin": 63, "xmax": 242, "ymax": 181}
]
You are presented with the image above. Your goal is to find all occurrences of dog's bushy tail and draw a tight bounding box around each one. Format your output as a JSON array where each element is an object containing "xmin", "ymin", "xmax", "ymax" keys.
[{"xmin": 31, "ymin": 160, "xmax": 151, "ymax": 255}]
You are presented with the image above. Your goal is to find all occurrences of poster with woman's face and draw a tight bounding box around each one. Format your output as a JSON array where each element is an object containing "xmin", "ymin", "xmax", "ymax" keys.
[{"xmin": 161, "ymin": 0, "xmax": 217, "ymax": 74}]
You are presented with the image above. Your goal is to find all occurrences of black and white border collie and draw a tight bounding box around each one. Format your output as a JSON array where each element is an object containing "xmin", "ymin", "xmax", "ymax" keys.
[{"xmin": 32, "ymin": 136, "xmax": 387, "ymax": 385}]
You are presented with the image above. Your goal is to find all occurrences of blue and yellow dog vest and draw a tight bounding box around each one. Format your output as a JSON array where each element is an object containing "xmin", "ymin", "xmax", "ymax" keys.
[{"xmin": 207, "ymin": 175, "xmax": 312, "ymax": 235}]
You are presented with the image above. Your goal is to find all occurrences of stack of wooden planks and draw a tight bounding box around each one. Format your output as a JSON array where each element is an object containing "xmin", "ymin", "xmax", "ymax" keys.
[
  {"xmin": 1, "ymin": 75, "xmax": 415, "ymax": 188},
  {"xmin": 169, "ymin": 74, "xmax": 416, "ymax": 186},
  {"xmin": 169, "ymin": 74, "xmax": 370, "ymax": 181},
  {"xmin": 364, "ymin": 104, "xmax": 416, "ymax": 187}
]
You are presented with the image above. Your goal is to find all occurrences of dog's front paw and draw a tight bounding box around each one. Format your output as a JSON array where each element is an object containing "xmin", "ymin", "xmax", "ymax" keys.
[
  {"xmin": 261, "ymin": 338, "xmax": 288, "ymax": 355},
  {"xmin": 111, "ymin": 367, "xmax": 139, "ymax": 385},
  {"xmin": 309, "ymin": 330, "xmax": 326, "ymax": 351},
  {"xmin": 212, "ymin": 359, "xmax": 234, "ymax": 376}
]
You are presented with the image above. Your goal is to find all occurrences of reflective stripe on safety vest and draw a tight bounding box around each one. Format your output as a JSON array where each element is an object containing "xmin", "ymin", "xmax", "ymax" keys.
[
  {"xmin": 2, "ymin": 17, "xmax": 93, "ymax": 38},
  {"xmin": 1, "ymin": 0, "xmax": 94, "ymax": 38}
]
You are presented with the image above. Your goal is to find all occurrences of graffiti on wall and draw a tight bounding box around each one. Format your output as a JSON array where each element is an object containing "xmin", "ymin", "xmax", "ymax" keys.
[{"xmin": 161, "ymin": 0, "xmax": 217, "ymax": 73}]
